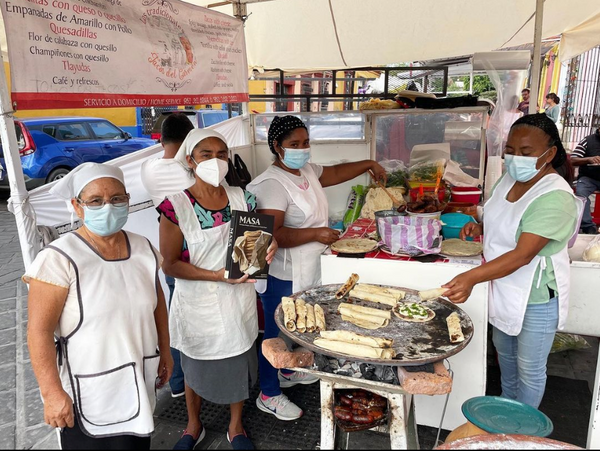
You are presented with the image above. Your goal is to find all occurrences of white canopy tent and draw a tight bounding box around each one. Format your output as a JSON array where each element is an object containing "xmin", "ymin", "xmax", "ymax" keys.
[
  {"xmin": 0, "ymin": 0, "xmax": 599, "ymax": 67},
  {"xmin": 181, "ymin": 0, "xmax": 600, "ymax": 70}
]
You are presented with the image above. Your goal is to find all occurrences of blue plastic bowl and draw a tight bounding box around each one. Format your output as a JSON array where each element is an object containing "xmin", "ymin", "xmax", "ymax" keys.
[{"xmin": 440, "ymin": 213, "xmax": 477, "ymax": 240}]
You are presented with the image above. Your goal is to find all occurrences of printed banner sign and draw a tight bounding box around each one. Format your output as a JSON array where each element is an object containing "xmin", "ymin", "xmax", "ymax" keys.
[{"xmin": 0, "ymin": 0, "xmax": 249, "ymax": 109}]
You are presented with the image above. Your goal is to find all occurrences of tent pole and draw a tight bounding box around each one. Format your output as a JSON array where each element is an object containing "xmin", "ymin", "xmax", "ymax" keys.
[
  {"xmin": 469, "ymin": 65, "xmax": 474, "ymax": 94},
  {"xmin": 0, "ymin": 53, "xmax": 35, "ymax": 270},
  {"xmin": 529, "ymin": 0, "xmax": 544, "ymax": 114}
]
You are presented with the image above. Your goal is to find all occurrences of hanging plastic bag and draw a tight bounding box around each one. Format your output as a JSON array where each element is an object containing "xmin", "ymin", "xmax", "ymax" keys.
[
  {"xmin": 234, "ymin": 154, "xmax": 252, "ymax": 188},
  {"xmin": 342, "ymin": 185, "xmax": 367, "ymax": 228}
]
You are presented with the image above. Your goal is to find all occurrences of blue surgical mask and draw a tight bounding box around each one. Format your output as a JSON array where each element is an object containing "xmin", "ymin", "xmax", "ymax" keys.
[
  {"xmin": 505, "ymin": 148, "xmax": 551, "ymax": 183},
  {"xmin": 83, "ymin": 204, "xmax": 129, "ymax": 237},
  {"xmin": 281, "ymin": 147, "xmax": 311, "ymax": 170}
]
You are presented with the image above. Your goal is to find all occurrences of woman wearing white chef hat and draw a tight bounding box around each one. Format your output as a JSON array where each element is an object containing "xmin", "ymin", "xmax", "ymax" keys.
[
  {"xmin": 24, "ymin": 162, "xmax": 172, "ymax": 449},
  {"xmin": 158, "ymin": 128, "xmax": 277, "ymax": 450}
]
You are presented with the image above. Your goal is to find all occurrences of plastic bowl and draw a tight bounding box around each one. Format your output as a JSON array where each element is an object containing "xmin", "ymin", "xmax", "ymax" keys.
[
  {"xmin": 440, "ymin": 213, "xmax": 477, "ymax": 240},
  {"xmin": 451, "ymin": 188, "xmax": 482, "ymax": 204}
]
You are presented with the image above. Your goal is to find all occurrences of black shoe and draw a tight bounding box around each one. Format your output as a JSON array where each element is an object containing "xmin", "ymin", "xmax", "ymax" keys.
[
  {"xmin": 173, "ymin": 425, "xmax": 206, "ymax": 450},
  {"xmin": 581, "ymin": 226, "xmax": 598, "ymax": 234}
]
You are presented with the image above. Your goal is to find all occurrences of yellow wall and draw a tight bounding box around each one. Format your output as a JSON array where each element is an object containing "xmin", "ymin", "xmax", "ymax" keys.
[{"xmin": 248, "ymin": 80, "xmax": 267, "ymax": 113}]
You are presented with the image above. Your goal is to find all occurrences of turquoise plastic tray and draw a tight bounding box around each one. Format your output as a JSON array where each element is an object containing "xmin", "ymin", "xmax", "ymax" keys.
[{"xmin": 462, "ymin": 396, "xmax": 553, "ymax": 437}]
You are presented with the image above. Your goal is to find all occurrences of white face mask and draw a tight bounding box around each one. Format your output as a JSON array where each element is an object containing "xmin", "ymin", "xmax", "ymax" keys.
[{"xmin": 192, "ymin": 157, "xmax": 229, "ymax": 187}]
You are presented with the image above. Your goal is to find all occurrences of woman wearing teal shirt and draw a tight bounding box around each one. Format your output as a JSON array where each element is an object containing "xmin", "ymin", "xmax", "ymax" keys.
[
  {"xmin": 544, "ymin": 93, "xmax": 560, "ymax": 123},
  {"xmin": 443, "ymin": 114, "xmax": 581, "ymax": 408}
]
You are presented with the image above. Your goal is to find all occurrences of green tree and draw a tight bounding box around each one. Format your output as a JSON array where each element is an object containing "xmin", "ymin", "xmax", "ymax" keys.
[{"xmin": 460, "ymin": 75, "xmax": 495, "ymax": 94}]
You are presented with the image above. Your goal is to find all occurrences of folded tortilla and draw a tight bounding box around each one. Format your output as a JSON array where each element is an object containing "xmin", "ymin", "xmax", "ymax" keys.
[
  {"xmin": 314, "ymin": 304, "xmax": 326, "ymax": 332},
  {"xmin": 349, "ymin": 289, "xmax": 398, "ymax": 307},
  {"xmin": 338, "ymin": 303, "xmax": 391, "ymax": 319},
  {"xmin": 295, "ymin": 298, "xmax": 307, "ymax": 333},
  {"xmin": 320, "ymin": 330, "xmax": 393, "ymax": 348},
  {"xmin": 353, "ymin": 284, "xmax": 406, "ymax": 300},
  {"xmin": 281, "ymin": 297, "xmax": 296, "ymax": 332},
  {"xmin": 314, "ymin": 338, "xmax": 396, "ymax": 359},
  {"xmin": 446, "ymin": 312, "xmax": 465, "ymax": 343},
  {"xmin": 335, "ymin": 273, "xmax": 360, "ymax": 299},
  {"xmin": 419, "ymin": 288, "xmax": 448, "ymax": 301},
  {"xmin": 305, "ymin": 303, "xmax": 316, "ymax": 333},
  {"xmin": 341, "ymin": 314, "xmax": 389, "ymax": 330}
]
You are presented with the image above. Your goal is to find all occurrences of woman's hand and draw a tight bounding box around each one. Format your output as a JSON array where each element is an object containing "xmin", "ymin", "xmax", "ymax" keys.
[
  {"xmin": 460, "ymin": 222, "xmax": 483, "ymax": 241},
  {"xmin": 369, "ymin": 161, "xmax": 388, "ymax": 185},
  {"xmin": 315, "ymin": 227, "xmax": 341, "ymax": 245},
  {"xmin": 214, "ymin": 268, "xmax": 256, "ymax": 284},
  {"xmin": 156, "ymin": 352, "xmax": 174, "ymax": 389},
  {"xmin": 442, "ymin": 272, "xmax": 477, "ymax": 304},
  {"xmin": 43, "ymin": 389, "xmax": 74, "ymax": 429},
  {"xmin": 266, "ymin": 238, "xmax": 278, "ymax": 264}
]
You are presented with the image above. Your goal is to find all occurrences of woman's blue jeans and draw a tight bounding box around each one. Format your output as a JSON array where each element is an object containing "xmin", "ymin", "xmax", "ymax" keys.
[
  {"xmin": 258, "ymin": 275, "xmax": 293, "ymax": 397},
  {"xmin": 167, "ymin": 281, "xmax": 185, "ymax": 394},
  {"xmin": 492, "ymin": 297, "xmax": 559, "ymax": 409}
]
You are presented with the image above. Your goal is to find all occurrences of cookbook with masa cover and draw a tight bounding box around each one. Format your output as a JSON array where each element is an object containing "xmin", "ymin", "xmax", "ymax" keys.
[{"xmin": 225, "ymin": 211, "xmax": 274, "ymax": 280}]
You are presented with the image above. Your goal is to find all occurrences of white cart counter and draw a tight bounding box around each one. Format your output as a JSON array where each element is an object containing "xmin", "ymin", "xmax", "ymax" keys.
[
  {"xmin": 320, "ymin": 254, "xmax": 489, "ymax": 431},
  {"xmin": 564, "ymin": 235, "xmax": 600, "ymax": 449}
]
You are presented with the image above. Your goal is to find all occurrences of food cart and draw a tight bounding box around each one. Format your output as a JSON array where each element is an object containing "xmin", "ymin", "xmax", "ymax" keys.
[
  {"xmin": 252, "ymin": 106, "xmax": 600, "ymax": 447},
  {"xmin": 252, "ymin": 106, "xmax": 490, "ymax": 441}
]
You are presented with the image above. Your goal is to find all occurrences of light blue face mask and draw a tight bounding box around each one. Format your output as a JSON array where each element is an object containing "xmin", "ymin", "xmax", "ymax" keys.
[
  {"xmin": 281, "ymin": 147, "xmax": 311, "ymax": 170},
  {"xmin": 83, "ymin": 204, "xmax": 129, "ymax": 237},
  {"xmin": 505, "ymin": 147, "xmax": 551, "ymax": 182}
]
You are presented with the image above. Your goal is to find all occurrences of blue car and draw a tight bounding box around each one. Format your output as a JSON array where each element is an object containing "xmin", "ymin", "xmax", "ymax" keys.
[{"xmin": 0, "ymin": 117, "xmax": 155, "ymax": 190}]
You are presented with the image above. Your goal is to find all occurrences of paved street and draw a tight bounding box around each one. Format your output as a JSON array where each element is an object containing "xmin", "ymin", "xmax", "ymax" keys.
[{"xmin": 0, "ymin": 197, "xmax": 58, "ymax": 449}]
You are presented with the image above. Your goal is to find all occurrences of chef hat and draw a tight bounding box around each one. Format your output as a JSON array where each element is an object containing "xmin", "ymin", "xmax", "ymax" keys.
[
  {"xmin": 174, "ymin": 128, "xmax": 228, "ymax": 165},
  {"xmin": 49, "ymin": 162, "xmax": 125, "ymax": 212}
]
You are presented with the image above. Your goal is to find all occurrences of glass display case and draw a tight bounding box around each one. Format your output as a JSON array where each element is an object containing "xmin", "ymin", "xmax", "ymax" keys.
[{"xmin": 366, "ymin": 107, "xmax": 489, "ymax": 182}]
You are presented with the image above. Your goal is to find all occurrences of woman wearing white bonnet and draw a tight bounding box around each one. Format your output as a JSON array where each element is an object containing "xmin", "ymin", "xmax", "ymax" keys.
[
  {"xmin": 158, "ymin": 129, "xmax": 277, "ymax": 450},
  {"xmin": 23, "ymin": 162, "xmax": 172, "ymax": 450}
]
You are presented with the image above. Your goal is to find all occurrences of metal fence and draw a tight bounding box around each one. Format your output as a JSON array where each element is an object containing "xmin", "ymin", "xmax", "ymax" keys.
[
  {"xmin": 562, "ymin": 46, "xmax": 600, "ymax": 150},
  {"xmin": 139, "ymin": 106, "xmax": 178, "ymax": 135},
  {"xmin": 250, "ymin": 66, "xmax": 449, "ymax": 112}
]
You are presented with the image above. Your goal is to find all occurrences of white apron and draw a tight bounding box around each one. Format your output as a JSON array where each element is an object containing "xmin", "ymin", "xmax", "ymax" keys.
[
  {"xmin": 249, "ymin": 165, "xmax": 329, "ymax": 293},
  {"xmin": 168, "ymin": 186, "xmax": 258, "ymax": 360},
  {"xmin": 483, "ymin": 173, "xmax": 581, "ymax": 336},
  {"xmin": 48, "ymin": 231, "xmax": 160, "ymax": 437}
]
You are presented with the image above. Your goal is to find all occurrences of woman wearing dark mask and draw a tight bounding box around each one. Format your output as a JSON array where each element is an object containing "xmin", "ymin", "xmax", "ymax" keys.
[
  {"xmin": 159, "ymin": 129, "xmax": 277, "ymax": 450},
  {"xmin": 247, "ymin": 115, "xmax": 387, "ymax": 421},
  {"xmin": 25, "ymin": 163, "xmax": 172, "ymax": 450},
  {"xmin": 443, "ymin": 114, "xmax": 583, "ymax": 408}
]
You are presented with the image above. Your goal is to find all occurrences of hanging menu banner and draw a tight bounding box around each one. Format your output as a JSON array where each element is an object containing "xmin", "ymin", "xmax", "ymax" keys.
[{"xmin": 0, "ymin": 0, "xmax": 249, "ymax": 109}]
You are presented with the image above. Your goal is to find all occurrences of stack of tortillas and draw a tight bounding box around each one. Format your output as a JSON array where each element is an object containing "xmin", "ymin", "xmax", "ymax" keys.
[
  {"xmin": 441, "ymin": 239, "xmax": 483, "ymax": 257},
  {"xmin": 330, "ymin": 238, "xmax": 378, "ymax": 254},
  {"xmin": 338, "ymin": 302, "xmax": 391, "ymax": 330},
  {"xmin": 314, "ymin": 330, "xmax": 396, "ymax": 359}
]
